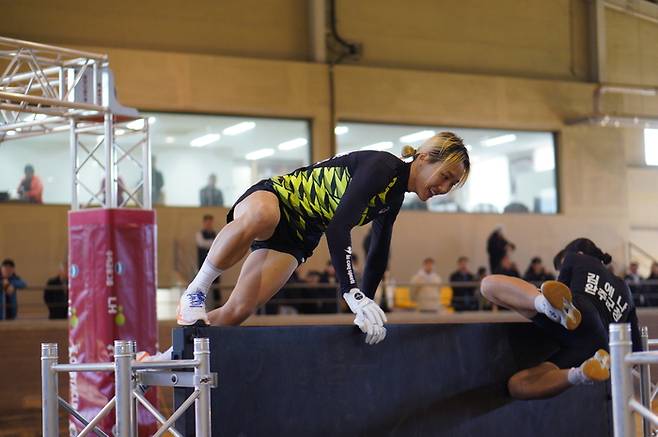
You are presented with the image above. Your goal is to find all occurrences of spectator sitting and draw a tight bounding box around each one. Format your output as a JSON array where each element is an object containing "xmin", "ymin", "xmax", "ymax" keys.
[
  {"xmin": 646, "ymin": 262, "xmax": 658, "ymax": 307},
  {"xmin": 319, "ymin": 260, "xmax": 337, "ymax": 284},
  {"xmin": 17, "ymin": 164, "xmax": 43, "ymax": 204},
  {"xmin": 625, "ymin": 261, "xmax": 645, "ymax": 307},
  {"xmin": 410, "ymin": 257, "xmax": 443, "ymax": 312},
  {"xmin": 317, "ymin": 261, "xmax": 338, "ymax": 313},
  {"xmin": 449, "ymin": 256, "xmax": 477, "ymax": 311},
  {"xmin": 493, "ymin": 254, "xmax": 520, "ymax": 277},
  {"xmin": 476, "ymin": 266, "xmax": 493, "ymax": 311},
  {"xmin": 523, "ymin": 256, "xmax": 555, "ymax": 285},
  {"xmin": 301, "ymin": 270, "xmax": 324, "ymax": 314},
  {"xmin": 44, "ymin": 263, "xmax": 68, "ymax": 319},
  {"xmin": 1, "ymin": 259, "xmax": 26, "ymax": 320},
  {"xmin": 199, "ymin": 173, "xmax": 224, "ymax": 207}
]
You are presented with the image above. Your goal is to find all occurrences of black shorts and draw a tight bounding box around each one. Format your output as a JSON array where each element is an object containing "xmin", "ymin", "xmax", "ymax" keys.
[
  {"xmin": 226, "ymin": 179, "xmax": 322, "ymax": 265},
  {"xmin": 530, "ymin": 293, "xmax": 608, "ymax": 369}
]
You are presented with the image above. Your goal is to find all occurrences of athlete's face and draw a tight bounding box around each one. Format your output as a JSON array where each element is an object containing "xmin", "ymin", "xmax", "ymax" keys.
[{"xmin": 412, "ymin": 155, "xmax": 465, "ymax": 201}]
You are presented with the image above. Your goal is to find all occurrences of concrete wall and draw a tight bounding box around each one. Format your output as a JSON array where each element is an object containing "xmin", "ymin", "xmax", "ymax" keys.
[{"xmin": 1, "ymin": 0, "xmax": 657, "ymax": 290}]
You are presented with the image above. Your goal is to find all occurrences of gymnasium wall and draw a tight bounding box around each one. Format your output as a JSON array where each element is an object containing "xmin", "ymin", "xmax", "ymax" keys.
[{"xmin": 1, "ymin": 0, "xmax": 657, "ymax": 290}]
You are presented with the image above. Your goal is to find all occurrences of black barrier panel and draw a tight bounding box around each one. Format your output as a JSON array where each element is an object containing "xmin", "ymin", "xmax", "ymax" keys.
[{"xmin": 173, "ymin": 323, "xmax": 611, "ymax": 437}]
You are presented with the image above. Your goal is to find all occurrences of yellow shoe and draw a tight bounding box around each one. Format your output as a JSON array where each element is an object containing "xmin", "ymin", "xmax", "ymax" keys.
[
  {"xmin": 541, "ymin": 280, "xmax": 582, "ymax": 330},
  {"xmin": 581, "ymin": 349, "xmax": 610, "ymax": 382}
]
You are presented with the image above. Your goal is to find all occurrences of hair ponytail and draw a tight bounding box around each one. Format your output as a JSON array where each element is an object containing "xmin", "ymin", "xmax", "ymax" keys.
[
  {"xmin": 401, "ymin": 145, "xmax": 417, "ymax": 159},
  {"xmin": 562, "ymin": 238, "xmax": 613, "ymax": 265}
]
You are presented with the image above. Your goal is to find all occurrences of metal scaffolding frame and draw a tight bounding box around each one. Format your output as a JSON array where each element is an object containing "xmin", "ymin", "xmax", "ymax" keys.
[
  {"xmin": 41, "ymin": 338, "xmax": 215, "ymax": 437},
  {"xmin": 0, "ymin": 36, "xmax": 151, "ymax": 209},
  {"xmin": 610, "ymin": 324, "xmax": 658, "ymax": 437}
]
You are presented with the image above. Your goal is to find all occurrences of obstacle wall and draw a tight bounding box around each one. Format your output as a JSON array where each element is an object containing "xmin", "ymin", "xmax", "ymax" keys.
[{"xmin": 173, "ymin": 323, "xmax": 611, "ymax": 437}]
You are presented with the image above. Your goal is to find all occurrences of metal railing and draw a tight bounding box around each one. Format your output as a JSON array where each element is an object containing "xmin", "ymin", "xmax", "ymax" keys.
[
  {"xmin": 41, "ymin": 338, "xmax": 216, "ymax": 437},
  {"xmin": 610, "ymin": 323, "xmax": 658, "ymax": 437},
  {"xmin": 7, "ymin": 279, "xmax": 658, "ymax": 320}
]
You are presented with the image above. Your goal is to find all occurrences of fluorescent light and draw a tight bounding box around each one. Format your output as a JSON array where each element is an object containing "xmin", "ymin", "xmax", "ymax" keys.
[
  {"xmin": 645, "ymin": 129, "xmax": 658, "ymax": 166},
  {"xmin": 165, "ymin": 136, "xmax": 175, "ymax": 144},
  {"xmin": 399, "ymin": 130, "xmax": 435, "ymax": 143},
  {"xmin": 6, "ymin": 130, "xmax": 16, "ymax": 136},
  {"xmin": 126, "ymin": 119, "xmax": 145, "ymax": 130},
  {"xmin": 148, "ymin": 116, "xmax": 156, "ymax": 124},
  {"xmin": 223, "ymin": 121, "xmax": 255, "ymax": 136},
  {"xmin": 245, "ymin": 148, "xmax": 274, "ymax": 160},
  {"xmin": 361, "ymin": 141, "xmax": 393, "ymax": 151},
  {"xmin": 335, "ymin": 126, "xmax": 349, "ymax": 135},
  {"xmin": 115, "ymin": 129, "xmax": 126, "ymax": 136},
  {"xmin": 34, "ymin": 114, "xmax": 47, "ymax": 120},
  {"xmin": 481, "ymin": 134, "xmax": 516, "ymax": 147},
  {"xmin": 278, "ymin": 138, "xmax": 308, "ymax": 151},
  {"xmin": 190, "ymin": 133, "xmax": 220, "ymax": 148}
]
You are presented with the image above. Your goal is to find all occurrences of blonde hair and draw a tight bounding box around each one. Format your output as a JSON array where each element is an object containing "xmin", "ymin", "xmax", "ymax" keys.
[{"xmin": 401, "ymin": 131, "xmax": 470, "ymax": 187}]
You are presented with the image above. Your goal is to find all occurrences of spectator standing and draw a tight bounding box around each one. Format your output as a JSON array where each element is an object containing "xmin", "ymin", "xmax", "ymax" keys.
[
  {"xmin": 487, "ymin": 225, "xmax": 515, "ymax": 274},
  {"xmin": 17, "ymin": 164, "xmax": 43, "ymax": 203},
  {"xmin": 152, "ymin": 156, "xmax": 164, "ymax": 205},
  {"xmin": 450, "ymin": 256, "xmax": 477, "ymax": 311},
  {"xmin": 199, "ymin": 174, "xmax": 224, "ymax": 207}
]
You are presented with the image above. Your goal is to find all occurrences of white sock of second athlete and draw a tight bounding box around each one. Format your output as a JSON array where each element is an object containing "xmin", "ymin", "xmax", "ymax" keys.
[
  {"xmin": 187, "ymin": 259, "xmax": 223, "ymax": 296},
  {"xmin": 534, "ymin": 294, "xmax": 560, "ymax": 323}
]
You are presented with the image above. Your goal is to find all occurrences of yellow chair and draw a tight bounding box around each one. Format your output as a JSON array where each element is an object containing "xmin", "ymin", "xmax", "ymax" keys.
[
  {"xmin": 394, "ymin": 286, "xmax": 418, "ymax": 310},
  {"xmin": 440, "ymin": 286, "xmax": 455, "ymax": 314}
]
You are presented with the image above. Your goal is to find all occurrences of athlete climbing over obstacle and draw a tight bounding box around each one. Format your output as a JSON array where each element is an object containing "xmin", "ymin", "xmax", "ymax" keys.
[
  {"xmin": 480, "ymin": 238, "xmax": 641, "ymax": 399},
  {"xmin": 178, "ymin": 132, "xmax": 470, "ymax": 344}
]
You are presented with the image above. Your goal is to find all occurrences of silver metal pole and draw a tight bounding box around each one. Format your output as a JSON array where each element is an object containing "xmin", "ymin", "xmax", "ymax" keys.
[
  {"xmin": 610, "ymin": 323, "xmax": 635, "ymax": 437},
  {"xmin": 70, "ymin": 118, "xmax": 78, "ymax": 210},
  {"xmin": 104, "ymin": 112, "xmax": 115, "ymax": 208},
  {"xmin": 0, "ymin": 90, "xmax": 106, "ymax": 111},
  {"xmin": 640, "ymin": 326, "xmax": 652, "ymax": 437},
  {"xmin": 114, "ymin": 340, "xmax": 133, "ymax": 437},
  {"xmin": 134, "ymin": 390, "xmax": 184, "ymax": 437},
  {"xmin": 77, "ymin": 397, "xmax": 116, "ymax": 437},
  {"xmin": 153, "ymin": 391, "xmax": 199, "ymax": 437},
  {"xmin": 41, "ymin": 343, "xmax": 59, "ymax": 437},
  {"xmin": 194, "ymin": 338, "xmax": 211, "ymax": 437},
  {"xmin": 0, "ymin": 36, "xmax": 109, "ymax": 60},
  {"xmin": 143, "ymin": 121, "xmax": 152, "ymax": 209},
  {"xmin": 130, "ymin": 341, "xmax": 137, "ymax": 437}
]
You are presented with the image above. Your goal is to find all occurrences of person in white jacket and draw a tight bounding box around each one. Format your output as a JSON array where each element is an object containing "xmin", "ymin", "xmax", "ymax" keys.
[{"xmin": 410, "ymin": 257, "xmax": 443, "ymax": 312}]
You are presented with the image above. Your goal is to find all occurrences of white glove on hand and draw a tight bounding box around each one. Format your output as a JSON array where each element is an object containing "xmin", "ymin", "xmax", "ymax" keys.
[{"xmin": 343, "ymin": 288, "xmax": 388, "ymax": 345}]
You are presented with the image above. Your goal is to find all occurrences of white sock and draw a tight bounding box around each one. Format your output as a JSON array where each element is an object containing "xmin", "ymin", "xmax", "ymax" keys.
[
  {"xmin": 567, "ymin": 366, "xmax": 592, "ymax": 386},
  {"xmin": 534, "ymin": 294, "xmax": 560, "ymax": 323},
  {"xmin": 187, "ymin": 259, "xmax": 222, "ymax": 296}
]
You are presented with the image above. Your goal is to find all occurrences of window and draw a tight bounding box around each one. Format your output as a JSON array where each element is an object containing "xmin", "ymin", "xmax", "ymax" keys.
[
  {"xmin": 645, "ymin": 128, "xmax": 658, "ymax": 166},
  {"xmin": 146, "ymin": 113, "xmax": 310, "ymax": 207},
  {"xmin": 335, "ymin": 122, "xmax": 558, "ymax": 214},
  {"xmin": 0, "ymin": 113, "xmax": 311, "ymax": 206}
]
